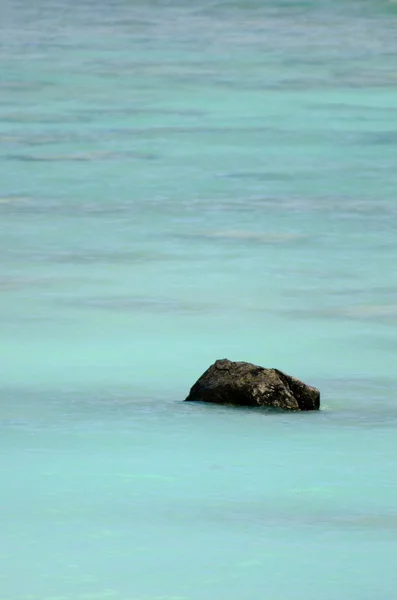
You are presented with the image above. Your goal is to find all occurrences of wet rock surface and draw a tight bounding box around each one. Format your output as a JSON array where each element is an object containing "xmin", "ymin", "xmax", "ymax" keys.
[{"xmin": 185, "ymin": 359, "xmax": 320, "ymax": 411}]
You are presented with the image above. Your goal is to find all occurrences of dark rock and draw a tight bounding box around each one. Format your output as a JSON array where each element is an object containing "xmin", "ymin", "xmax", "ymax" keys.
[{"xmin": 185, "ymin": 359, "xmax": 320, "ymax": 411}]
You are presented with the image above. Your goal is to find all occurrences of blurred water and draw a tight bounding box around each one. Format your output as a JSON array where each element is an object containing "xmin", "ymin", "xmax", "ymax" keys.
[{"xmin": 1, "ymin": 1, "xmax": 397, "ymax": 599}]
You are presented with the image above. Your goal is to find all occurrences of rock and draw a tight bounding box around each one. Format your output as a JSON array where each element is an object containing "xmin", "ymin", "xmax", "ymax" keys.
[{"xmin": 185, "ymin": 359, "xmax": 320, "ymax": 411}]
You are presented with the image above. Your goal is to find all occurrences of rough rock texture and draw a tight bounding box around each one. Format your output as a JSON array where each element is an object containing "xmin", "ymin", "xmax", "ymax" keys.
[{"xmin": 185, "ymin": 359, "xmax": 320, "ymax": 411}]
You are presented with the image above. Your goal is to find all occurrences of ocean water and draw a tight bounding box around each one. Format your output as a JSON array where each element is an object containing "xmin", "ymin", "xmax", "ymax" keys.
[{"xmin": 1, "ymin": 0, "xmax": 397, "ymax": 598}]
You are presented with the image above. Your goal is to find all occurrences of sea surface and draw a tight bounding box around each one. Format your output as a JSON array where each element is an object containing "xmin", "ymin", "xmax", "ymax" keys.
[{"xmin": 1, "ymin": 0, "xmax": 397, "ymax": 598}]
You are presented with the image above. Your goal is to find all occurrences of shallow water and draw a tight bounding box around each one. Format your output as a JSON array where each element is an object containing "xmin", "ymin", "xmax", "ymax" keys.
[{"xmin": 1, "ymin": 1, "xmax": 397, "ymax": 598}]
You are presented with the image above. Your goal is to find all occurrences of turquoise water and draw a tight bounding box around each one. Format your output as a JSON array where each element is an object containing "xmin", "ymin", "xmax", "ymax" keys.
[{"xmin": 1, "ymin": 0, "xmax": 397, "ymax": 598}]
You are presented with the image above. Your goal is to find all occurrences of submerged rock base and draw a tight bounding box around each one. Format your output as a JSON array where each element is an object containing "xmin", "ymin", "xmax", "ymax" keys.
[{"xmin": 185, "ymin": 359, "xmax": 320, "ymax": 411}]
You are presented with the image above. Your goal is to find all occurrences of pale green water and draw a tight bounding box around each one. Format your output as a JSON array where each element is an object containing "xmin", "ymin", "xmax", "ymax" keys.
[{"xmin": 1, "ymin": 1, "xmax": 397, "ymax": 598}]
